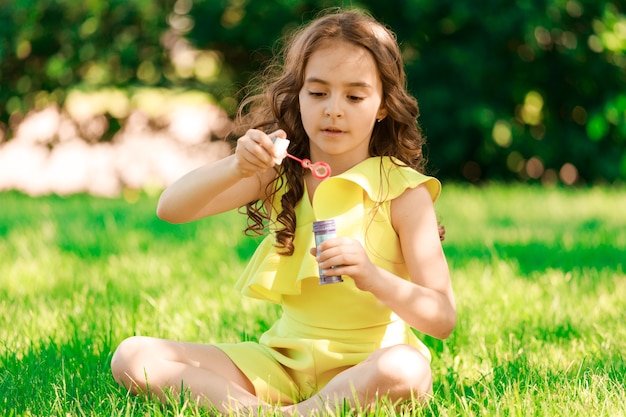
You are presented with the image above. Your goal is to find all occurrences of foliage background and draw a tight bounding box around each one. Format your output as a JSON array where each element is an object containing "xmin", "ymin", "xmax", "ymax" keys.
[{"xmin": 1, "ymin": 0, "xmax": 625, "ymax": 186}]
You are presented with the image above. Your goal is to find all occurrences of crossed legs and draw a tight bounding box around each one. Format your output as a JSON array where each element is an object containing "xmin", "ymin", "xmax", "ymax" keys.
[{"xmin": 110, "ymin": 337, "xmax": 432, "ymax": 415}]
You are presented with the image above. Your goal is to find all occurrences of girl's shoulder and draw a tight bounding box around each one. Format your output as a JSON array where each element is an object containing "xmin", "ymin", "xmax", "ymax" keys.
[{"xmin": 335, "ymin": 156, "xmax": 441, "ymax": 203}]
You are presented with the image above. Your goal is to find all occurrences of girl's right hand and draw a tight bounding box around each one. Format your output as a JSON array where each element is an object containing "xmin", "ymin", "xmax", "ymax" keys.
[{"xmin": 234, "ymin": 129, "xmax": 287, "ymax": 177}]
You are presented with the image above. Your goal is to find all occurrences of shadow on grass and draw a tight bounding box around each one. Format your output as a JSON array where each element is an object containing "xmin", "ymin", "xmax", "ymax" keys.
[
  {"xmin": 0, "ymin": 191, "xmax": 261, "ymax": 263},
  {"xmin": 445, "ymin": 241, "xmax": 624, "ymax": 278}
]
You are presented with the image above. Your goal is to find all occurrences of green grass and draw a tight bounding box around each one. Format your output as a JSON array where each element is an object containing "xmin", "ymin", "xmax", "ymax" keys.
[{"xmin": 1, "ymin": 184, "xmax": 625, "ymax": 416}]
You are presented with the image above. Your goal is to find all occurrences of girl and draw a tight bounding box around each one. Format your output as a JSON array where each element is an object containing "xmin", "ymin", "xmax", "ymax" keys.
[{"xmin": 111, "ymin": 8, "xmax": 456, "ymax": 415}]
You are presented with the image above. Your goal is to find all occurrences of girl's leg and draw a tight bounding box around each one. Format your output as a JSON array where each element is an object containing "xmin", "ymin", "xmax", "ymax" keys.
[
  {"xmin": 110, "ymin": 336, "xmax": 268, "ymax": 413},
  {"xmin": 282, "ymin": 344, "xmax": 432, "ymax": 415}
]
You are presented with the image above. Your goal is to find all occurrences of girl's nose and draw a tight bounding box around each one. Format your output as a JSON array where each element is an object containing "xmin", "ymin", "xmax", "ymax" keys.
[{"xmin": 324, "ymin": 97, "xmax": 343, "ymax": 118}]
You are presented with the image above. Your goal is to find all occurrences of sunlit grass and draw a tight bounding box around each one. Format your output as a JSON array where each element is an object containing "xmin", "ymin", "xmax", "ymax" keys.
[{"xmin": 1, "ymin": 184, "xmax": 625, "ymax": 416}]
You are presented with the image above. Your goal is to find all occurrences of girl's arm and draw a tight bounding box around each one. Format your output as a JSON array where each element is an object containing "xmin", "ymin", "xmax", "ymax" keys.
[
  {"xmin": 314, "ymin": 184, "xmax": 456, "ymax": 339},
  {"xmin": 156, "ymin": 129, "xmax": 285, "ymax": 223},
  {"xmin": 385, "ymin": 184, "xmax": 456, "ymax": 338}
]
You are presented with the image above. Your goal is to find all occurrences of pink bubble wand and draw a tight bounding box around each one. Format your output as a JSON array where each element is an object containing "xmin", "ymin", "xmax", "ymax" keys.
[
  {"xmin": 284, "ymin": 153, "xmax": 331, "ymax": 180},
  {"xmin": 273, "ymin": 137, "xmax": 331, "ymax": 180}
]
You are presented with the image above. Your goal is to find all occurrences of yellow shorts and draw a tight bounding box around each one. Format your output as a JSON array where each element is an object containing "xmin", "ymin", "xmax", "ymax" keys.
[
  {"xmin": 215, "ymin": 337, "xmax": 371, "ymax": 405},
  {"xmin": 215, "ymin": 316, "xmax": 429, "ymax": 405}
]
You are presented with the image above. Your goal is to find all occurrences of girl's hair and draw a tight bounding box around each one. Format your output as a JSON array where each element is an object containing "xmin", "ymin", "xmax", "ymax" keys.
[{"xmin": 232, "ymin": 8, "xmax": 435, "ymax": 254}]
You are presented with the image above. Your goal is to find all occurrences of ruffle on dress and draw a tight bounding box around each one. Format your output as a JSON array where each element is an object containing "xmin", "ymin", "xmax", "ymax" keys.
[{"xmin": 234, "ymin": 156, "xmax": 441, "ymax": 304}]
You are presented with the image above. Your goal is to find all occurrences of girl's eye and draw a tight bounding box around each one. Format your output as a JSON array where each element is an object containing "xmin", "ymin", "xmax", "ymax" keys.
[
  {"xmin": 348, "ymin": 96, "xmax": 364, "ymax": 102},
  {"xmin": 309, "ymin": 91, "xmax": 325, "ymax": 97}
]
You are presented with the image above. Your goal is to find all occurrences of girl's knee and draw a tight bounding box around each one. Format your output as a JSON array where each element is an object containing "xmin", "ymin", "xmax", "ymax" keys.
[
  {"xmin": 375, "ymin": 345, "xmax": 432, "ymax": 396},
  {"xmin": 110, "ymin": 336, "xmax": 153, "ymax": 391}
]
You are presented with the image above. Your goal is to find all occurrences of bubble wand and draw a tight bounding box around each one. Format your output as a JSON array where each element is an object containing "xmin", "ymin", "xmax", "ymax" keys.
[{"xmin": 273, "ymin": 137, "xmax": 331, "ymax": 180}]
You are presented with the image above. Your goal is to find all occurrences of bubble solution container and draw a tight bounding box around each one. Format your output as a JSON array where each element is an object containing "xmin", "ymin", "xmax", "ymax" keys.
[{"xmin": 312, "ymin": 219, "xmax": 344, "ymax": 285}]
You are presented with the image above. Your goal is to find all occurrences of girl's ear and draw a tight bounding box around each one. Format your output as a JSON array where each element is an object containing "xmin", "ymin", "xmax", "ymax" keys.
[{"xmin": 376, "ymin": 108, "xmax": 388, "ymax": 122}]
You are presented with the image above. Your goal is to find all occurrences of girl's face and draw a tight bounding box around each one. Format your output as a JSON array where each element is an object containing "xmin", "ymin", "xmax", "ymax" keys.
[{"xmin": 298, "ymin": 40, "xmax": 387, "ymax": 172}]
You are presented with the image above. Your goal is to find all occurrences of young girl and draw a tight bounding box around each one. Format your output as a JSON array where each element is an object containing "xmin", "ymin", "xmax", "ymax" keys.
[{"xmin": 111, "ymin": 8, "xmax": 456, "ymax": 415}]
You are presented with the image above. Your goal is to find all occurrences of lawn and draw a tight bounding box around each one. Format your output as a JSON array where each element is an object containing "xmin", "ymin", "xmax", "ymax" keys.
[{"xmin": 1, "ymin": 183, "xmax": 625, "ymax": 416}]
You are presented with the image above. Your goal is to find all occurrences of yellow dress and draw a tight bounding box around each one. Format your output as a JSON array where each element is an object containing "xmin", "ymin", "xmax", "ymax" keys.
[{"xmin": 215, "ymin": 156, "xmax": 441, "ymax": 404}]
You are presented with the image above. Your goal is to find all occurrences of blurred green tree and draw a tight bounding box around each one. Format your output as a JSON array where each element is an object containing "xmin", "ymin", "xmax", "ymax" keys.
[
  {"xmin": 1, "ymin": 0, "xmax": 624, "ymax": 183},
  {"xmin": 183, "ymin": 0, "xmax": 626, "ymax": 183}
]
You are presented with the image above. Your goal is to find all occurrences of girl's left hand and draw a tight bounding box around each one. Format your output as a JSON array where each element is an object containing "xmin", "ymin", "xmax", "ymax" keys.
[{"xmin": 311, "ymin": 238, "xmax": 378, "ymax": 291}]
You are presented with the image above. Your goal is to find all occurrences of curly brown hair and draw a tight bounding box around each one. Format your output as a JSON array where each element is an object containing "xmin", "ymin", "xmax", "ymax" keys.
[{"xmin": 231, "ymin": 8, "xmax": 438, "ymax": 254}]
